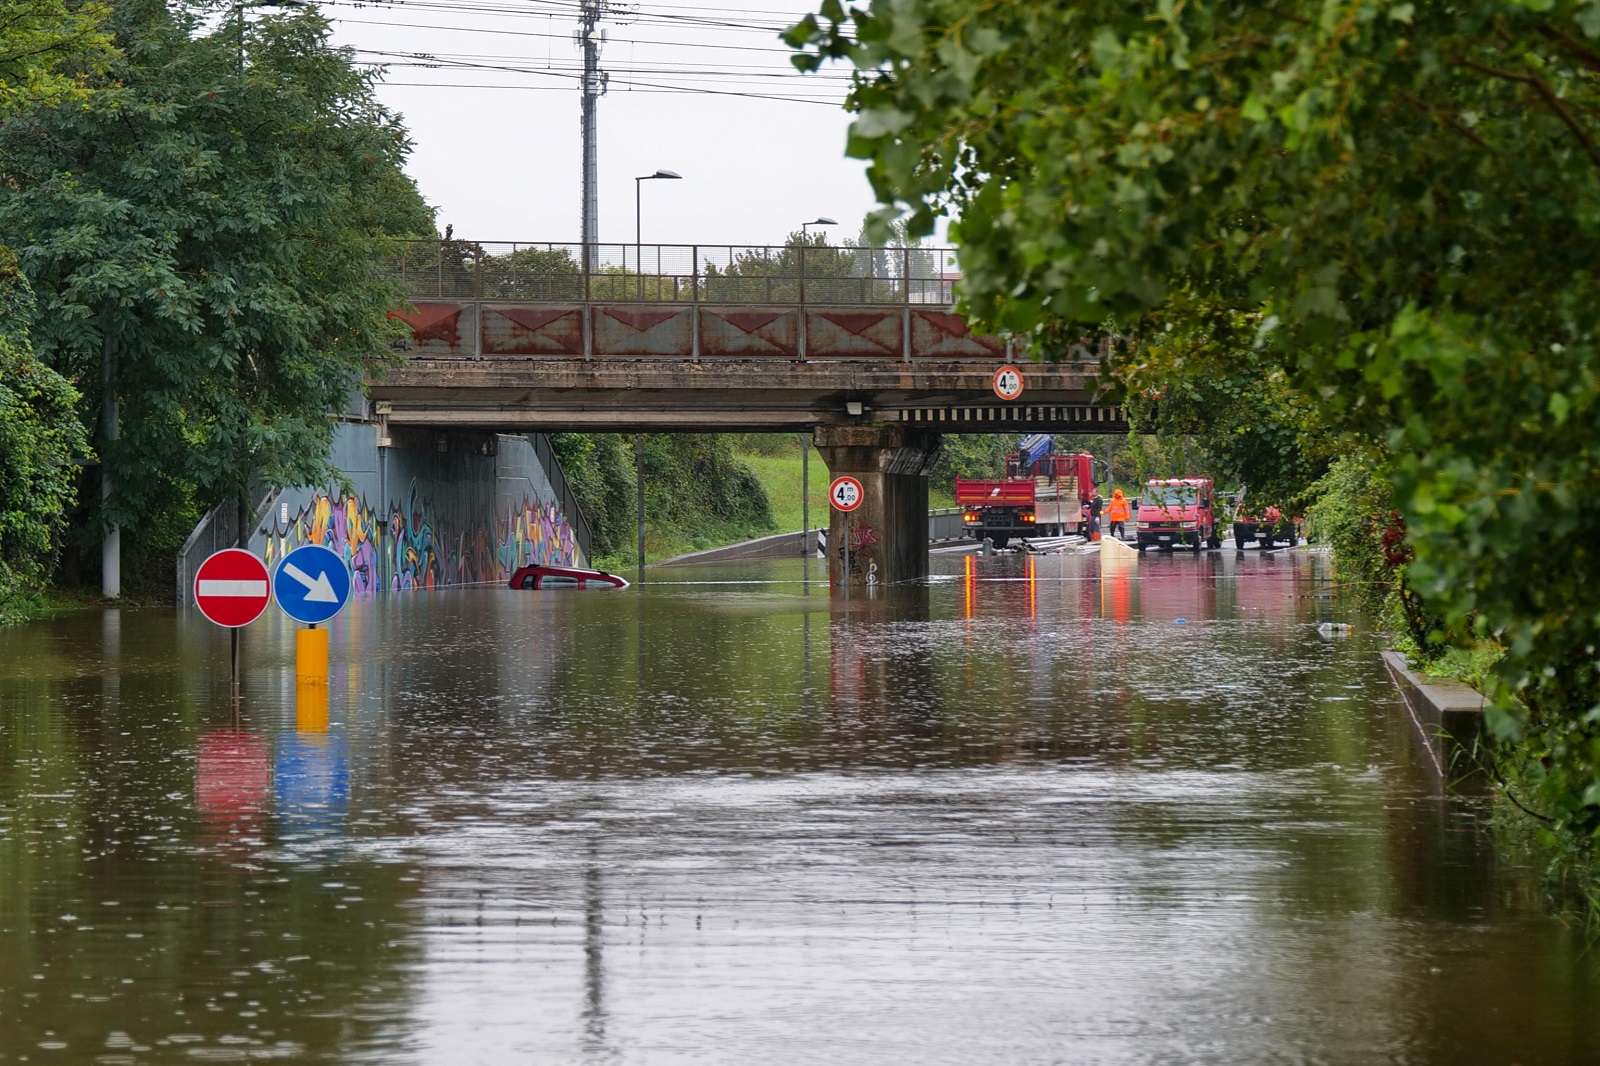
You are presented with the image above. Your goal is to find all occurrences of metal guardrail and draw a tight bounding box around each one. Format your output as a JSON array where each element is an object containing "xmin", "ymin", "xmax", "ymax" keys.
[
  {"xmin": 928, "ymin": 507, "xmax": 970, "ymax": 542},
  {"xmin": 387, "ymin": 239, "xmax": 959, "ymax": 307},
  {"xmin": 175, "ymin": 487, "xmax": 278, "ymax": 608}
]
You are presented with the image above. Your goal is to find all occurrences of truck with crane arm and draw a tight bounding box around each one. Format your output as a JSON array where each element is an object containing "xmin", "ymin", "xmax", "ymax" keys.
[{"xmin": 955, "ymin": 435, "xmax": 1106, "ymax": 548}]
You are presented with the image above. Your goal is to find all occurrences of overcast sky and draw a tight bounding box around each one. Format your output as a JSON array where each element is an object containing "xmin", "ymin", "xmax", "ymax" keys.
[{"xmin": 314, "ymin": 0, "xmax": 928, "ymax": 249}]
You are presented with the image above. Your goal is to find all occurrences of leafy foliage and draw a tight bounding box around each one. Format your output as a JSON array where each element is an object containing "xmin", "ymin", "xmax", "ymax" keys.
[
  {"xmin": 1124, "ymin": 364, "xmax": 1333, "ymax": 513},
  {"xmin": 551, "ymin": 432, "xmax": 775, "ymax": 564},
  {"xmin": 1302, "ymin": 452, "xmax": 1440, "ymax": 654},
  {"xmin": 0, "ymin": 0, "xmax": 114, "ymax": 117},
  {"xmin": 0, "ymin": 1, "xmax": 431, "ymax": 561},
  {"xmin": 928, "ymin": 433, "xmax": 1007, "ymax": 487},
  {"xmin": 0, "ymin": 251, "xmax": 87, "ymax": 617},
  {"xmin": 703, "ymin": 230, "xmax": 875, "ymax": 303},
  {"xmin": 550, "ymin": 432, "xmax": 636, "ymax": 559},
  {"xmin": 791, "ymin": 0, "xmax": 1600, "ymax": 848}
]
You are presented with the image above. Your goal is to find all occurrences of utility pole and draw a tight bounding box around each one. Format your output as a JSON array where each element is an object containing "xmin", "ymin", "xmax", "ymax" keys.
[
  {"xmin": 100, "ymin": 324, "xmax": 119, "ymax": 599},
  {"xmin": 578, "ymin": 0, "xmax": 609, "ymax": 251},
  {"xmin": 635, "ymin": 433, "xmax": 646, "ymax": 584}
]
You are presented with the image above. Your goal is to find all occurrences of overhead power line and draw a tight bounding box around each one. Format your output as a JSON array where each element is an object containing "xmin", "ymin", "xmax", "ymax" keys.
[
  {"xmin": 373, "ymin": 80, "xmax": 846, "ymax": 106},
  {"xmin": 350, "ymin": 47, "xmax": 854, "ymax": 81},
  {"xmin": 355, "ymin": 58, "xmax": 848, "ymax": 104},
  {"xmin": 331, "ymin": 15, "xmax": 811, "ymax": 56},
  {"xmin": 332, "ymin": 0, "xmax": 809, "ymax": 35}
]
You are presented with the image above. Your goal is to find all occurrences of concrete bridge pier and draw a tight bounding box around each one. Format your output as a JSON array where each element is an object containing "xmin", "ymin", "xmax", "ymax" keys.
[{"xmin": 814, "ymin": 425, "xmax": 942, "ymax": 589}]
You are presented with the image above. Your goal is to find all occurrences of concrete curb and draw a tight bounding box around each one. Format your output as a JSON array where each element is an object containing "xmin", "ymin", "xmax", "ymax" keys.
[
  {"xmin": 654, "ymin": 530, "xmax": 821, "ymax": 567},
  {"xmin": 654, "ymin": 520, "xmax": 979, "ymax": 567},
  {"xmin": 1381, "ymin": 650, "xmax": 1489, "ymax": 783}
]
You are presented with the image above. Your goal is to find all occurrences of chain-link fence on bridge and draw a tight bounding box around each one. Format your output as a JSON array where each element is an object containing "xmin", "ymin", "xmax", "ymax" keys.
[{"xmin": 386, "ymin": 240, "xmax": 959, "ymax": 306}]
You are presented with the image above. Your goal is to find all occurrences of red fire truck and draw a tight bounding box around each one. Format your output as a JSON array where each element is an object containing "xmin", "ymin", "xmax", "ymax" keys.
[
  {"xmin": 956, "ymin": 437, "xmax": 1104, "ymax": 548},
  {"xmin": 1136, "ymin": 477, "xmax": 1224, "ymax": 551}
]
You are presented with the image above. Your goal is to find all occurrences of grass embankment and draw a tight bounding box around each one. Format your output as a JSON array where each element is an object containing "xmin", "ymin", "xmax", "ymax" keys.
[
  {"xmin": 612, "ymin": 447, "xmax": 824, "ymax": 568},
  {"xmin": 739, "ymin": 447, "xmax": 956, "ymax": 535},
  {"xmin": 592, "ymin": 516, "xmax": 766, "ymax": 572},
  {"xmin": 0, "ymin": 585, "xmax": 148, "ymax": 625},
  {"xmin": 621, "ymin": 441, "xmax": 958, "ymax": 567}
]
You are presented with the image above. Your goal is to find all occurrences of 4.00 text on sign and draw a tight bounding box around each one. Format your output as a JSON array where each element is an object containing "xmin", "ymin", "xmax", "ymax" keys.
[{"xmin": 829, "ymin": 476, "xmax": 864, "ymax": 512}]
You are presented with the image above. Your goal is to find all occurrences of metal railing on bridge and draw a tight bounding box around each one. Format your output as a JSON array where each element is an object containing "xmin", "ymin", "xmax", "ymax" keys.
[{"xmin": 387, "ymin": 239, "xmax": 959, "ymax": 307}]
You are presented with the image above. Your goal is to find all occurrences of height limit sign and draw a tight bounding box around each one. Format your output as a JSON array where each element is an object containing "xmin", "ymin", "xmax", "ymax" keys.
[
  {"xmin": 993, "ymin": 365, "xmax": 1025, "ymax": 401},
  {"xmin": 829, "ymin": 476, "xmax": 864, "ymax": 512}
]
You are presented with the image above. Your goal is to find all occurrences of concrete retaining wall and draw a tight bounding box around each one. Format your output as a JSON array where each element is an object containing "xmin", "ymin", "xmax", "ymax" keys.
[
  {"xmin": 178, "ymin": 423, "xmax": 589, "ymax": 604},
  {"xmin": 1382, "ymin": 650, "xmax": 1489, "ymax": 783}
]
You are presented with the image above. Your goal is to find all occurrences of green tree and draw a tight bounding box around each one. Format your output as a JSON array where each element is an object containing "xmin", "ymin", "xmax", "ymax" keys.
[
  {"xmin": 0, "ymin": 251, "xmax": 88, "ymax": 618},
  {"xmin": 551, "ymin": 432, "xmax": 775, "ymax": 564},
  {"xmin": 928, "ymin": 433, "xmax": 1007, "ymax": 487},
  {"xmin": 790, "ymin": 1, "xmax": 1600, "ymax": 851},
  {"xmin": 0, "ymin": 0, "xmax": 113, "ymax": 612},
  {"xmin": 550, "ymin": 432, "xmax": 636, "ymax": 559},
  {"xmin": 703, "ymin": 230, "xmax": 877, "ymax": 303},
  {"xmin": 0, "ymin": 0, "xmax": 114, "ymax": 115},
  {"xmin": 1, "ymin": 0, "xmax": 431, "ymax": 572}
]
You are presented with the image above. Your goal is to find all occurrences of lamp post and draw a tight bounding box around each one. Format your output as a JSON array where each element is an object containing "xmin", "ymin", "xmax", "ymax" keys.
[
  {"xmin": 798, "ymin": 218, "xmax": 835, "ymax": 307},
  {"xmin": 635, "ymin": 169, "xmax": 681, "ymax": 300},
  {"xmin": 632, "ymin": 170, "xmax": 680, "ymax": 582},
  {"xmin": 800, "ymin": 216, "xmax": 837, "ymax": 239}
]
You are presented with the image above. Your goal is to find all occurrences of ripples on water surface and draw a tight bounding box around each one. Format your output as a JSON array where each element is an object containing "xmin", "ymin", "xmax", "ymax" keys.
[{"xmin": 2, "ymin": 550, "xmax": 1597, "ymax": 1063}]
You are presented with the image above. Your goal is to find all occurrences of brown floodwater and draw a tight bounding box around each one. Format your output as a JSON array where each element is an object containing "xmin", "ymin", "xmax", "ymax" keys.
[{"xmin": 1, "ymin": 549, "xmax": 1596, "ymax": 1064}]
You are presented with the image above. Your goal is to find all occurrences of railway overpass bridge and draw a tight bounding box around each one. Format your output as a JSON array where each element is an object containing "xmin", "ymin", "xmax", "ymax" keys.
[{"xmin": 369, "ymin": 240, "xmax": 1129, "ymax": 586}]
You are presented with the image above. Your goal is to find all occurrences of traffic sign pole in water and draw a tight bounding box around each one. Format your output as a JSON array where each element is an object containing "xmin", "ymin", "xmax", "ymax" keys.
[
  {"xmin": 829, "ymin": 476, "xmax": 864, "ymax": 601},
  {"xmin": 273, "ymin": 545, "xmax": 352, "ymax": 688},
  {"xmin": 193, "ymin": 547, "xmax": 273, "ymax": 702},
  {"xmin": 801, "ymin": 431, "xmax": 810, "ymax": 590}
]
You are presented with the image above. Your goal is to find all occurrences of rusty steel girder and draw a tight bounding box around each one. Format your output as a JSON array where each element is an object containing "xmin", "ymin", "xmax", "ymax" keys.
[{"xmin": 388, "ymin": 302, "xmax": 1016, "ymax": 362}]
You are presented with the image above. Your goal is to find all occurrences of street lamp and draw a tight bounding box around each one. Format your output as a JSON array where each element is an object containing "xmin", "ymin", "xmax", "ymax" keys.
[
  {"xmin": 797, "ymin": 218, "xmax": 836, "ymax": 306},
  {"xmin": 632, "ymin": 168, "xmax": 681, "ymax": 582},
  {"xmin": 800, "ymin": 216, "xmax": 837, "ymax": 240},
  {"xmin": 635, "ymin": 169, "xmax": 682, "ymax": 300}
]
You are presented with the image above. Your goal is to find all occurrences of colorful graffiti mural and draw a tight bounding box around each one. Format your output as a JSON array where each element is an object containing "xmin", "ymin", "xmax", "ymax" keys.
[
  {"xmin": 497, "ymin": 499, "xmax": 581, "ymax": 575},
  {"xmin": 263, "ymin": 479, "xmax": 580, "ymax": 593}
]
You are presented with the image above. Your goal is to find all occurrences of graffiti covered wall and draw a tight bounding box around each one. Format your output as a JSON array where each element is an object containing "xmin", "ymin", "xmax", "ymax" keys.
[{"xmin": 255, "ymin": 426, "xmax": 583, "ymax": 594}]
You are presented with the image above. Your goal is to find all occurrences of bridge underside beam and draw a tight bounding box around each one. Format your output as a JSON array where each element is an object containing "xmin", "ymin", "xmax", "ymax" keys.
[{"xmin": 370, "ymin": 360, "xmax": 1134, "ymax": 434}]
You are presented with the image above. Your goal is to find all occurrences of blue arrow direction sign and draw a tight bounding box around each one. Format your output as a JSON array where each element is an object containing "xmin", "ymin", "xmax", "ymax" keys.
[{"xmin": 273, "ymin": 544, "xmax": 352, "ymax": 626}]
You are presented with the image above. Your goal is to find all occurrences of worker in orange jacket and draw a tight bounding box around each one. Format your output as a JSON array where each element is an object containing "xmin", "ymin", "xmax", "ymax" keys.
[{"xmin": 1106, "ymin": 488, "xmax": 1132, "ymax": 540}]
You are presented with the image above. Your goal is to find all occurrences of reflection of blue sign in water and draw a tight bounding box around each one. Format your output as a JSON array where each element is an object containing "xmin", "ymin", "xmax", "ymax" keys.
[
  {"xmin": 275, "ymin": 734, "xmax": 349, "ymax": 837},
  {"xmin": 273, "ymin": 544, "xmax": 352, "ymax": 625}
]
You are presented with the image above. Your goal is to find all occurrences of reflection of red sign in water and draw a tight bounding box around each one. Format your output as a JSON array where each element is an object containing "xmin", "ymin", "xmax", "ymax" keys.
[{"xmin": 196, "ymin": 729, "xmax": 272, "ymax": 832}]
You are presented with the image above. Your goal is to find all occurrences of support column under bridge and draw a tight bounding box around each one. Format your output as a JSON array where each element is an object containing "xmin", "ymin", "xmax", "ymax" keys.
[{"xmin": 814, "ymin": 425, "xmax": 942, "ymax": 588}]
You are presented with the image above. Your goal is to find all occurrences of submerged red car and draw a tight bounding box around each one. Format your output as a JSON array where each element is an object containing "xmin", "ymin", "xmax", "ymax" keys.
[{"xmin": 508, "ymin": 565, "xmax": 630, "ymax": 590}]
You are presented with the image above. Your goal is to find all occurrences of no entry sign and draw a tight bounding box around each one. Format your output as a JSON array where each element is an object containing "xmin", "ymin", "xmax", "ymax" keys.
[
  {"xmin": 829, "ymin": 476, "xmax": 864, "ymax": 512},
  {"xmin": 194, "ymin": 548, "xmax": 271, "ymax": 628},
  {"xmin": 993, "ymin": 365, "xmax": 1025, "ymax": 401}
]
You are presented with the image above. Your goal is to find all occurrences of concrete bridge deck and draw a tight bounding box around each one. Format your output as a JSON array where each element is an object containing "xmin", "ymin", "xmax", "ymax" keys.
[
  {"xmin": 372, "ymin": 240, "xmax": 1130, "ymax": 587},
  {"xmin": 372, "ymin": 240, "xmax": 1127, "ymax": 433}
]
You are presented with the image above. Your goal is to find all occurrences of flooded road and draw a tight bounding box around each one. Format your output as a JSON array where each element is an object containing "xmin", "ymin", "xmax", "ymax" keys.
[{"xmin": 2, "ymin": 550, "xmax": 1596, "ymax": 1063}]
